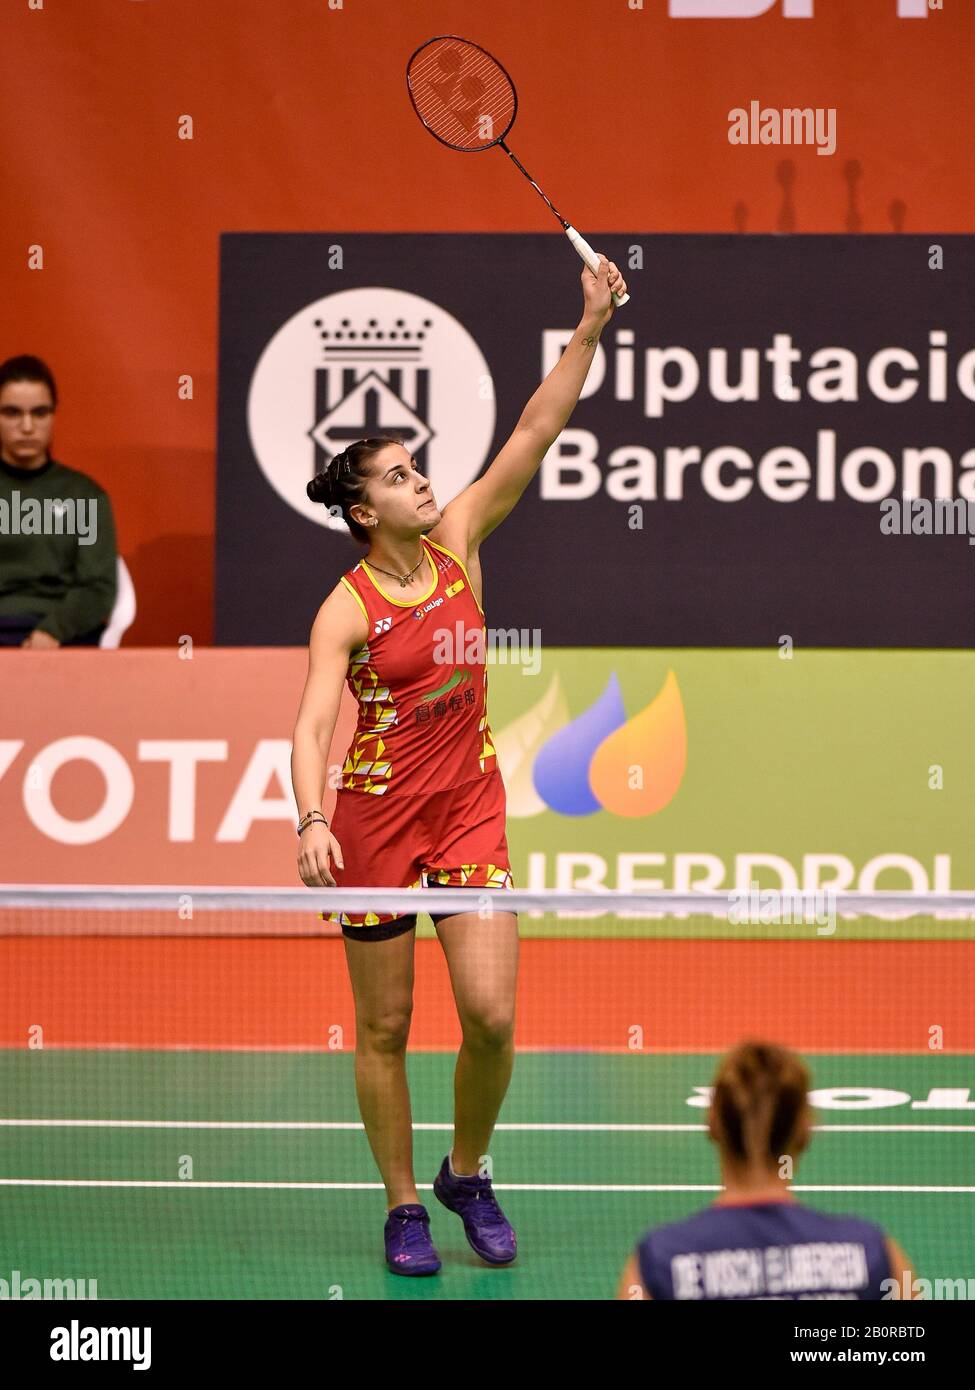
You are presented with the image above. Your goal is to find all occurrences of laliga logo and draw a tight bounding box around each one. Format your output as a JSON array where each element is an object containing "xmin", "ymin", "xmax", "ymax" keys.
[
  {"xmin": 247, "ymin": 287, "xmax": 495, "ymax": 531},
  {"xmin": 496, "ymin": 669, "xmax": 687, "ymax": 819},
  {"xmin": 669, "ymin": 0, "xmax": 928, "ymax": 15}
]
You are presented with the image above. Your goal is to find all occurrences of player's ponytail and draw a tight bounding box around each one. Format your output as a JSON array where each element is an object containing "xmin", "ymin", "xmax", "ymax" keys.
[
  {"xmin": 711, "ymin": 1041, "xmax": 811, "ymax": 1168},
  {"xmin": 307, "ymin": 436, "xmax": 404, "ymax": 545}
]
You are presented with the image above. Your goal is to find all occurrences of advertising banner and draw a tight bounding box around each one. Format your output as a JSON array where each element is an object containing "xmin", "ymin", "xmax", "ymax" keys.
[
  {"xmin": 216, "ymin": 233, "xmax": 975, "ymax": 648},
  {"xmin": 2, "ymin": 648, "xmax": 970, "ymax": 897}
]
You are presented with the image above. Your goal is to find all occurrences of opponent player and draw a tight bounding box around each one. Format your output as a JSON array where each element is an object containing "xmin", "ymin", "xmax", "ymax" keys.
[
  {"xmin": 292, "ymin": 255, "xmax": 627, "ymax": 1275},
  {"xmin": 617, "ymin": 1041, "xmax": 919, "ymax": 1300}
]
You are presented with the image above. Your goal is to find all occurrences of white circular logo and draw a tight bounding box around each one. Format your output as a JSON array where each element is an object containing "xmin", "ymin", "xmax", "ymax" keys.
[{"xmin": 247, "ymin": 287, "xmax": 496, "ymax": 530}]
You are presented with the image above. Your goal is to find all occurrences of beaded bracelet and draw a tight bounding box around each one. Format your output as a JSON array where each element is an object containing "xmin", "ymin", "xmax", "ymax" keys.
[{"xmin": 297, "ymin": 811, "xmax": 329, "ymax": 836}]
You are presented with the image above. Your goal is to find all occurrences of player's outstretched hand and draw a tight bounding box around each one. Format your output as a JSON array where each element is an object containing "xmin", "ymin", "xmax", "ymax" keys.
[{"xmin": 581, "ymin": 254, "xmax": 627, "ymax": 320}]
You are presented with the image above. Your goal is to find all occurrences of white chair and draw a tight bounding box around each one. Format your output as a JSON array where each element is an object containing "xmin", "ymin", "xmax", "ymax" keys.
[{"xmin": 99, "ymin": 555, "xmax": 137, "ymax": 648}]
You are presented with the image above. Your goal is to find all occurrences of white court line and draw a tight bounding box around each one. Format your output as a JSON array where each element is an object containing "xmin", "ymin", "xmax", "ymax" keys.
[
  {"xmin": 1, "ymin": 1118, "xmax": 973, "ymax": 1133},
  {"xmin": 0, "ymin": 1179, "xmax": 973, "ymax": 1194}
]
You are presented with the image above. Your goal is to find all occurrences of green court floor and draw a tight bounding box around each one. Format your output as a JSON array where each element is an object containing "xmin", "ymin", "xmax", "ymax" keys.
[{"xmin": 1, "ymin": 1052, "xmax": 972, "ymax": 1299}]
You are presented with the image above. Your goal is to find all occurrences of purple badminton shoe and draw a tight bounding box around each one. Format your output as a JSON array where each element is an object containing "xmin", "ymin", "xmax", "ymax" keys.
[
  {"xmin": 384, "ymin": 1203, "xmax": 442, "ymax": 1276},
  {"xmin": 433, "ymin": 1155, "xmax": 517, "ymax": 1265}
]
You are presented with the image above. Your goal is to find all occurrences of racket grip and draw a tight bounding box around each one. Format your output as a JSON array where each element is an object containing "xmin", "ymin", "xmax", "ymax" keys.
[{"xmin": 565, "ymin": 225, "xmax": 630, "ymax": 307}]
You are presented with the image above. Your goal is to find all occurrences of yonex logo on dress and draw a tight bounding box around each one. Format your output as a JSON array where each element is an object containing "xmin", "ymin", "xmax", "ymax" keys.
[{"xmin": 373, "ymin": 616, "xmax": 392, "ymax": 633}]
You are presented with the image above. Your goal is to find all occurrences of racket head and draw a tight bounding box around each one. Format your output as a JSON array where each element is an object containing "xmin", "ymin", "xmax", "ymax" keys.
[{"xmin": 406, "ymin": 34, "xmax": 517, "ymax": 153}]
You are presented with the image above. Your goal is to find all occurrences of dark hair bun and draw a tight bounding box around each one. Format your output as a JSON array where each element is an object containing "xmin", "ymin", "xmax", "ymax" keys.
[{"xmin": 307, "ymin": 471, "xmax": 333, "ymax": 506}]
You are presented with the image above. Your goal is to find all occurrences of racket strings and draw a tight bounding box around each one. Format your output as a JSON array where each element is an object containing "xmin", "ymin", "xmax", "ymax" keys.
[
  {"xmin": 407, "ymin": 39, "xmax": 515, "ymax": 151},
  {"xmin": 406, "ymin": 34, "xmax": 630, "ymax": 307}
]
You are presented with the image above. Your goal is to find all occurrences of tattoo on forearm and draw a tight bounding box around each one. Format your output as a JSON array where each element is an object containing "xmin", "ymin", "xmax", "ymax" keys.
[{"xmin": 581, "ymin": 331, "xmax": 599, "ymax": 350}]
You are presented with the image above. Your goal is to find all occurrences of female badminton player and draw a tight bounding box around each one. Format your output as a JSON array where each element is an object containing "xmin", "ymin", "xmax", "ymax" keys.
[
  {"xmin": 291, "ymin": 254, "xmax": 626, "ymax": 1275},
  {"xmin": 616, "ymin": 1041, "xmax": 919, "ymax": 1300}
]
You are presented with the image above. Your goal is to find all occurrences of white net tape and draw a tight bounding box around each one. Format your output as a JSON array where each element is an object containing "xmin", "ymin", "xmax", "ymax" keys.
[{"xmin": 1, "ymin": 884, "xmax": 974, "ymax": 934}]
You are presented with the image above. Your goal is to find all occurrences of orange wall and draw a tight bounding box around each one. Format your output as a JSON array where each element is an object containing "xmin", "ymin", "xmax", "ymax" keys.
[{"xmin": 4, "ymin": 0, "xmax": 971, "ymax": 643}]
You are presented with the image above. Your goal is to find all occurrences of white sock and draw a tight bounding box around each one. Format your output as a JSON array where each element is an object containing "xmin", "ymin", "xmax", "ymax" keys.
[{"xmin": 449, "ymin": 1148, "xmax": 471, "ymax": 1178}]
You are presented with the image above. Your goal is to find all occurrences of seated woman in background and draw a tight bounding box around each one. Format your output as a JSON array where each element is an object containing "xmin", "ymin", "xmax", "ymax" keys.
[
  {"xmin": 618, "ymin": 1040, "xmax": 918, "ymax": 1301},
  {"xmin": 0, "ymin": 355, "xmax": 117, "ymax": 649}
]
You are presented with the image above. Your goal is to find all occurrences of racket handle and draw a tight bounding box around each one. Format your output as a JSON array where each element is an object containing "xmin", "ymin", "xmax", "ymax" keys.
[{"xmin": 565, "ymin": 225, "xmax": 630, "ymax": 307}]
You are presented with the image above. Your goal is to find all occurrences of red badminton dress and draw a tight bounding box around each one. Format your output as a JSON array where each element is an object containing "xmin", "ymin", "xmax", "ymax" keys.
[{"xmin": 319, "ymin": 534, "xmax": 514, "ymax": 932}]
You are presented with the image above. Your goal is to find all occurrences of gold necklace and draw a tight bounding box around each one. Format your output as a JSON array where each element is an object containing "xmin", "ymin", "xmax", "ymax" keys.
[{"xmin": 365, "ymin": 552, "xmax": 425, "ymax": 588}]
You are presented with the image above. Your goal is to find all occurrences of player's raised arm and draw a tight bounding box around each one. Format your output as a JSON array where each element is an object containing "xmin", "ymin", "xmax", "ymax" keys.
[{"xmin": 444, "ymin": 255, "xmax": 628, "ymax": 549}]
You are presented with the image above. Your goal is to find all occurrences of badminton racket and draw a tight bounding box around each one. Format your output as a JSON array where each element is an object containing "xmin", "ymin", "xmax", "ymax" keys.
[{"xmin": 406, "ymin": 34, "xmax": 630, "ymax": 308}]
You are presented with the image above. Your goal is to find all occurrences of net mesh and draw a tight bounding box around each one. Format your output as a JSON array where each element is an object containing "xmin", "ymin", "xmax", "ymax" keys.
[
  {"xmin": 407, "ymin": 37, "xmax": 516, "ymax": 151},
  {"xmin": 1, "ymin": 886, "xmax": 973, "ymax": 1299}
]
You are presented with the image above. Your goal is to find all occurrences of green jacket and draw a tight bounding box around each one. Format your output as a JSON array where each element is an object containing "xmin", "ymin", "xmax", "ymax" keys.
[{"xmin": 0, "ymin": 456, "xmax": 118, "ymax": 643}]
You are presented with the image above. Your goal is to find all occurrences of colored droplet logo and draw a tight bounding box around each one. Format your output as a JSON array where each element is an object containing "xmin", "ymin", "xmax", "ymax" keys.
[
  {"xmin": 495, "ymin": 667, "xmax": 688, "ymax": 819},
  {"xmin": 589, "ymin": 669, "xmax": 686, "ymax": 817},
  {"xmin": 531, "ymin": 673, "xmax": 628, "ymax": 816}
]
